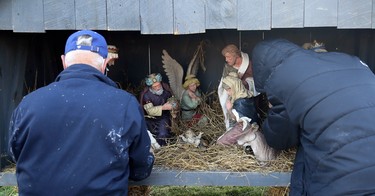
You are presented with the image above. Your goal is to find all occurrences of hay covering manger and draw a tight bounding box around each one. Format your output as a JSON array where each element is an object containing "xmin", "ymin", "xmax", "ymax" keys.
[{"xmin": 154, "ymin": 92, "xmax": 296, "ymax": 173}]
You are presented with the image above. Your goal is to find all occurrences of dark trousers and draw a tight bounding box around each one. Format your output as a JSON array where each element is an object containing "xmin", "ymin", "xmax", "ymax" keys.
[{"xmin": 146, "ymin": 117, "xmax": 171, "ymax": 146}]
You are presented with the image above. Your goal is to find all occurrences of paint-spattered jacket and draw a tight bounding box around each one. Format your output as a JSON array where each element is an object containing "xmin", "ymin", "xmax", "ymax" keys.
[
  {"xmin": 9, "ymin": 64, "xmax": 154, "ymax": 196},
  {"xmin": 252, "ymin": 39, "xmax": 375, "ymax": 195}
]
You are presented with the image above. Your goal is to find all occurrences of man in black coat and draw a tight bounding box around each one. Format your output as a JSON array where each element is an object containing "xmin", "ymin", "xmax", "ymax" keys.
[{"xmin": 251, "ymin": 39, "xmax": 375, "ymax": 195}]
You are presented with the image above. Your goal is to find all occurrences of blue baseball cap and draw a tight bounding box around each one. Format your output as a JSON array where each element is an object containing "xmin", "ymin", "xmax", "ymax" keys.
[{"xmin": 64, "ymin": 30, "xmax": 108, "ymax": 58}]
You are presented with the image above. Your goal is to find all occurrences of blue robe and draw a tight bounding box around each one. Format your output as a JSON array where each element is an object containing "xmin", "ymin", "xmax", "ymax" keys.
[{"xmin": 140, "ymin": 84, "xmax": 173, "ymax": 146}]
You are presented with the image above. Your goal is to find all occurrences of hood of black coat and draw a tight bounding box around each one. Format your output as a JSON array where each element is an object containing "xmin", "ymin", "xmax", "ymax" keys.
[{"xmin": 251, "ymin": 39, "xmax": 301, "ymax": 93}]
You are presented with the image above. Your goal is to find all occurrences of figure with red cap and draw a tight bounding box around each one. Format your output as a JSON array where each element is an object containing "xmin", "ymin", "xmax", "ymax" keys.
[{"xmin": 8, "ymin": 30, "xmax": 154, "ymax": 195}]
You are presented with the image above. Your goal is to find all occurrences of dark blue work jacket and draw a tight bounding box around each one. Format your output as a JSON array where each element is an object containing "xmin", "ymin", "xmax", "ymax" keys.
[
  {"xmin": 9, "ymin": 64, "xmax": 154, "ymax": 196},
  {"xmin": 252, "ymin": 39, "xmax": 375, "ymax": 195}
]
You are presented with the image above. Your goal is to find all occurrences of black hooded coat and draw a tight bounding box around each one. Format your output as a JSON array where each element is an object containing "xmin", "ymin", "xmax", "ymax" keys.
[{"xmin": 252, "ymin": 39, "xmax": 375, "ymax": 195}]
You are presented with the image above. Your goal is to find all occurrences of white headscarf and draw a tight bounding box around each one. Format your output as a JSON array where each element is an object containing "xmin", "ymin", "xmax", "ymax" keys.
[{"xmin": 222, "ymin": 72, "xmax": 249, "ymax": 103}]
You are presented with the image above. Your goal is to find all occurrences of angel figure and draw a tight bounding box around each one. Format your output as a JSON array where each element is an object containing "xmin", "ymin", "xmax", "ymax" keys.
[{"xmin": 161, "ymin": 41, "xmax": 207, "ymax": 127}]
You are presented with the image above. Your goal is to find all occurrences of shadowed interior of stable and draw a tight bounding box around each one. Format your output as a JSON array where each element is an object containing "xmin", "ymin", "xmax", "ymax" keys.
[
  {"xmin": 1, "ymin": 28, "xmax": 375, "ymax": 170},
  {"xmin": 3, "ymin": 28, "xmax": 375, "ymax": 93}
]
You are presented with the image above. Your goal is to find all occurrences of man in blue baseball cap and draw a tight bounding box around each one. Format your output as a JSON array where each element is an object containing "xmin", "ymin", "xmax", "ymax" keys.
[
  {"xmin": 9, "ymin": 30, "xmax": 155, "ymax": 195},
  {"xmin": 62, "ymin": 30, "xmax": 109, "ymax": 73}
]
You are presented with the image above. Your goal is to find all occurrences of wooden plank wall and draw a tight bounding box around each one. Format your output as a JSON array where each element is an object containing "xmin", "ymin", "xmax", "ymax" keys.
[
  {"xmin": 1, "ymin": 0, "xmax": 374, "ymax": 33},
  {"xmin": 238, "ymin": 0, "xmax": 271, "ymax": 30},
  {"xmin": 12, "ymin": 0, "xmax": 44, "ymax": 32},
  {"xmin": 44, "ymin": 0, "xmax": 75, "ymax": 30},
  {"xmin": 338, "ymin": 0, "xmax": 373, "ymax": 28},
  {"xmin": 272, "ymin": 0, "xmax": 304, "ymax": 28},
  {"xmin": 140, "ymin": 0, "xmax": 174, "ymax": 34},
  {"xmin": 75, "ymin": 0, "xmax": 107, "ymax": 30},
  {"xmin": 304, "ymin": 0, "xmax": 338, "ymax": 27},
  {"xmin": 205, "ymin": 0, "xmax": 237, "ymax": 29},
  {"xmin": 107, "ymin": 0, "xmax": 140, "ymax": 31},
  {"xmin": 174, "ymin": 0, "xmax": 205, "ymax": 34},
  {"xmin": 0, "ymin": 0, "xmax": 12, "ymax": 30}
]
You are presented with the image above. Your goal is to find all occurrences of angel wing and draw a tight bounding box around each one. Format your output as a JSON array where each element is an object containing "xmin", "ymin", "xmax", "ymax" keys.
[
  {"xmin": 162, "ymin": 49, "xmax": 185, "ymax": 100},
  {"xmin": 186, "ymin": 41, "xmax": 206, "ymax": 79}
]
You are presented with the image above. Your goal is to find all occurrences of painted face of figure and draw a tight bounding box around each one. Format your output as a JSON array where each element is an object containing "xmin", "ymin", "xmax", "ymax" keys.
[
  {"xmin": 188, "ymin": 83, "xmax": 197, "ymax": 92},
  {"xmin": 225, "ymin": 88, "xmax": 233, "ymax": 96},
  {"xmin": 150, "ymin": 82, "xmax": 164, "ymax": 95},
  {"xmin": 185, "ymin": 129, "xmax": 195, "ymax": 139},
  {"xmin": 224, "ymin": 52, "xmax": 238, "ymax": 66},
  {"xmin": 152, "ymin": 82, "xmax": 162, "ymax": 91}
]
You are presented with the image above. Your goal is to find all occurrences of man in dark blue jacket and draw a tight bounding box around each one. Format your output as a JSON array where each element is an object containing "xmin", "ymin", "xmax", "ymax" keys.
[
  {"xmin": 8, "ymin": 30, "xmax": 154, "ymax": 195},
  {"xmin": 252, "ymin": 39, "xmax": 375, "ymax": 195}
]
